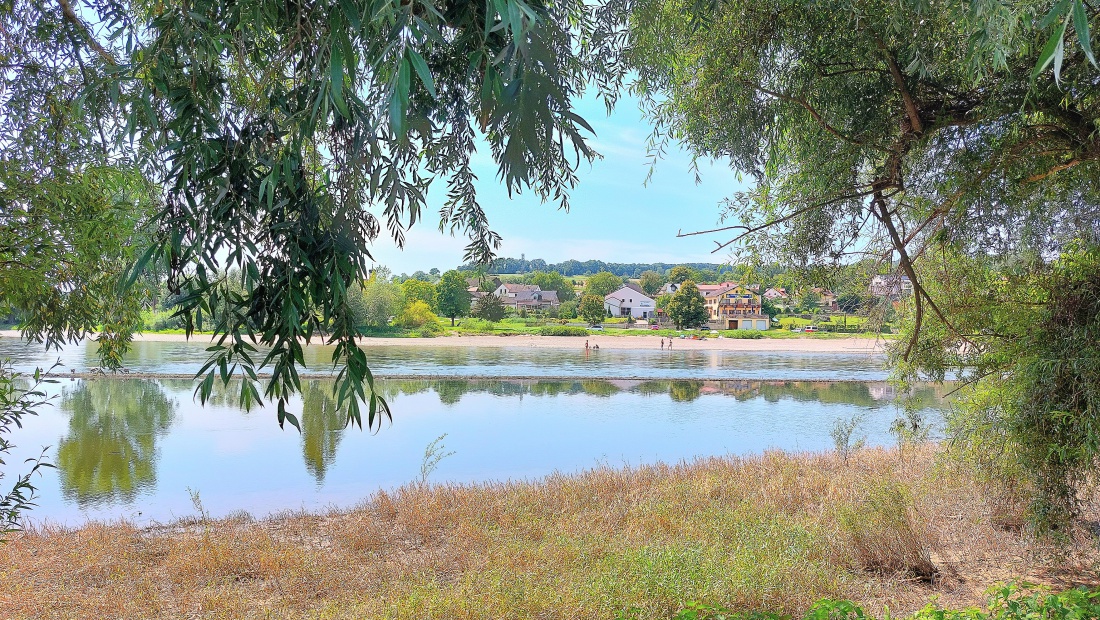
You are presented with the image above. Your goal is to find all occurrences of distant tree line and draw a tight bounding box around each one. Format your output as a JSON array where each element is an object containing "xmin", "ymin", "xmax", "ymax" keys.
[{"xmin": 457, "ymin": 257, "xmax": 725, "ymax": 278}]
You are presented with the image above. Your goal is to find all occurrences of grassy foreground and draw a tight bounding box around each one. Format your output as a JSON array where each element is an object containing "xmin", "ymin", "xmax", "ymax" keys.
[{"xmin": 3, "ymin": 447, "xmax": 1097, "ymax": 619}]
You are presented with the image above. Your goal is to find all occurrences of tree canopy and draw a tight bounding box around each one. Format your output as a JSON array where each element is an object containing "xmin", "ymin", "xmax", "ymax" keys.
[
  {"xmin": 665, "ymin": 280, "xmax": 709, "ymax": 329},
  {"xmin": 623, "ymin": 0, "xmax": 1100, "ymax": 524},
  {"xmin": 436, "ymin": 270, "xmax": 472, "ymax": 326},
  {"xmin": 1, "ymin": 0, "xmax": 631, "ymax": 430},
  {"xmin": 584, "ymin": 271, "xmax": 624, "ymax": 297}
]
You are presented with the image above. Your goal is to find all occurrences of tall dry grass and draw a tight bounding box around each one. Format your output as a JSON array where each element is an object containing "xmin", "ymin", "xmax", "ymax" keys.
[{"xmin": 2, "ymin": 446, "xmax": 1096, "ymax": 619}]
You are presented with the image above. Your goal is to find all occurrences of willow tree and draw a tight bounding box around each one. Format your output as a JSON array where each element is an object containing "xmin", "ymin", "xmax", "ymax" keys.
[
  {"xmin": 2, "ymin": 0, "xmax": 624, "ymax": 431},
  {"xmin": 621, "ymin": 0, "xmax": 1100, "ymax": 525}
]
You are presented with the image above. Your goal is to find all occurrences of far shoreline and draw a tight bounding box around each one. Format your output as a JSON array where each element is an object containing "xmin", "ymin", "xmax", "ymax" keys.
[{"xmin": 0, "ymin": 329, "xmax": 888, "ymax": 354}]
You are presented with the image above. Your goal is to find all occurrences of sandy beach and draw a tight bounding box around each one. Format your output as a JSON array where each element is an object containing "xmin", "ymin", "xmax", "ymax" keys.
[{"xmin": 1, "ymin": 329, "xmax": 887, "ymax": 354}]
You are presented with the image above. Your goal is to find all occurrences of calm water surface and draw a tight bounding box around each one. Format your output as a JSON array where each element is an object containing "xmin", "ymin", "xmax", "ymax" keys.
[
  {"xmin": 10, "ymin": 376, "xmax": 947, "ymax": 526},
  {"xmin": 0, "ymin": 338, "xmax": 887, "ymax": 380}
]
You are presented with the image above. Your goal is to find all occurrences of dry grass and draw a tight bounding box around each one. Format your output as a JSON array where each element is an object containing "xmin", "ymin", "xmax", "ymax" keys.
[{"xmin": 2, "ymin": 446, "xmax": 1098, "ymax": 619}]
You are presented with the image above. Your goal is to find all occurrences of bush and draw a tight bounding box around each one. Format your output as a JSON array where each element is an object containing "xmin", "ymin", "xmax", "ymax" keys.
[
  {"xmin": 414, "ymin": 325, "xmax": 439, "ymax": 338},
  {"xmin": 838, "ymin": 481, "xmax": 937, "ymax": 581},
  {"xmin": 721, "ymin": 329, "xmax": 764, "ymax": 339},
  {"xmin": 539, "ymin": 326, "xmax": 588, "ymax": 336},
  {"xmin": 395, "ymin": 300, "xmax": 439, "ymax": 328},
  {"xmin": 456, "ymin": 318, "xmax": 495, "ymax": 333}
]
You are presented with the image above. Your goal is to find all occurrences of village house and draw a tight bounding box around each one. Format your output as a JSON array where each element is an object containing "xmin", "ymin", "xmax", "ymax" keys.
[
  {"xmin": 812, "ymin": 287, "xmax": 840, "ymax": 312},
  {"xmin": 604, "ymin": 283, "xmax": 656, "ymax": 319},
  {"xmin": 704, "ymin": 284, "xmax": 770, "ymax": 330},
  {"xmin": 763, "ymin": 287, "xmax": 788, "ymax": 301},
  {"xmin": 657, "ymin": 282, "xmax": 680, "ymax": 296},
  {"xmin": 492, "ymin": 282, "xmax": 560, "ymax": 311},
  {"xmin": 869, "ymin": 274, "xmax": 913, "ymax": 298}
]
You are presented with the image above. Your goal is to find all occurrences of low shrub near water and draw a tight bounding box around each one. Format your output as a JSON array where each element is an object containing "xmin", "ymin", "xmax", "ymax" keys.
[
  {"xmin": 720, "ymin": 329, "xmax": 765, "ymax": 339},
  {"xmin": 539, "ymin": 325, "xmax": 589, "ymax": 336}
]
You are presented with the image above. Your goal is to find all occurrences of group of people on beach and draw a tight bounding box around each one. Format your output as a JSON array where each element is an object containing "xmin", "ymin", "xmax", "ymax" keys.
[{"xmin": 583, "ymin": 338, "xmax": 673, "ymax": 351}]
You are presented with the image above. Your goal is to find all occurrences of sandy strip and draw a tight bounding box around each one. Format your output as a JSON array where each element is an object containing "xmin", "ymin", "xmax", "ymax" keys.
[{"xmin": 1, "ymin": 329, "xmax": 887, "ymax": 354}]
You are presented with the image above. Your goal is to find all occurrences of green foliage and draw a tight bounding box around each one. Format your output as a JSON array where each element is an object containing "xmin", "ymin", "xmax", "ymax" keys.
[
  {"xmin": 642, "ymin": 585, "xmax": 1100, "ymax": 620},
  {"xmin": 892, "ymin": 242, "xmax": 1100, "ymax": 529},
  {"xmin": 585, "ymin": 271, "xmax": 625, "ymax": 297},
  {"xmin": 578, "ymin": 294, "xmax": 607, "ymax": 326},
  {"xmin": 830, "ymin": 414, "xmax": 866, "ymax": 465},
  {"xmin": 668, "ymin": 266, "xmax": 693, "ymax": 285},
  {"xmin": 666, "ymin": 280, "xmax": 709, "ymax": 329},
  {"xmin": 558, "ymin": 300, "xmax": 579, "ymax": 319},
  {"xmin": 639, "ymin": 270, "xmax": 665, "ymax": 295},
  {"xmin": 0, "ymin": 362, "xmax": 55, "ymax": 534},
  {"xmin": 394, "ymin": 300, "xmax": 439, "ymax": 329},
  {"xmin": 351, "ymin": 275, "xmax": 405, "ymax": 328},
  {"xmin": 437, "ymin": 270, "xmax": 472, "ymax": 326},
  {"xmin": 470, "ymin": 294, "xmax": 507, "ymax": 322},
  {"xmin": 401, "ymin": 279, "xmax": 437, "ymax": 312},
  {"xmin": 539, "ymin": 326, "xmax": 588, "ymax": 336},
  {"xmin": 1, "ymin": 0, "xmax": 635, "ymax": 430},
  {"xmin": 524, "ymin": 270, "xmax": 576, "ymax": 302},
  {"xmin": 836, "ymin": 294, "xmax": 863, "ymax": 314},
  {"xmin": 799, "ymin": 290, "xmax": 821, "ymax": 313},
  {"xmin": 721, "ymin": 330, "xmax": 764, "ymax": 339}
]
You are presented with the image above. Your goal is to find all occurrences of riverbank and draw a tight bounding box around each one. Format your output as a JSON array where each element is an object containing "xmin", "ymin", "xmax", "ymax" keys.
[
  {"xmin": 4, "ymin": 446, "xmax": 1096, "ymax": 619},
  {"xmin": 0, "ymin": 330, "xmax": 886, "ymax": 354}
]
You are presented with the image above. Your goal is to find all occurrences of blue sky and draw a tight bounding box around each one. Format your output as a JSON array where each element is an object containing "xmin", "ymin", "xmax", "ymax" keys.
[{"xmin": 369, "ymin": 93, "xmax": 751, "ymax": 275}]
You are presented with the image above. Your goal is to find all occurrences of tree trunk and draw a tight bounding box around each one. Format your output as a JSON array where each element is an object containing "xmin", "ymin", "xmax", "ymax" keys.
[{"xmin": 451, "ymin": 316, "xmax": 455, "ymax": 326}]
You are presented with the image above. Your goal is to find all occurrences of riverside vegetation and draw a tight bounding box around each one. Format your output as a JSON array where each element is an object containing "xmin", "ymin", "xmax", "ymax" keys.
[{"xmin": 3, "ymin": 446, "xmax": 1098, "ymax": 618}]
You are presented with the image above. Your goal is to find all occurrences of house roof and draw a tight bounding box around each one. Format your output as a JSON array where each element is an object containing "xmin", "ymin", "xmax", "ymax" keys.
[
  {"xmin": 499, "ymin": 283, "xmax": 540, "ymax": 293},
  {"xmin": 604, "ymin": 285, "xmax": 655, "ymax": 302}
]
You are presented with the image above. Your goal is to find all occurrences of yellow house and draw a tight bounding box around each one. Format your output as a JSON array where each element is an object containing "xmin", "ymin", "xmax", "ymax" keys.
[{"xmin": 704, "ymin": 284, "xmax": 770, "ymax": 330}]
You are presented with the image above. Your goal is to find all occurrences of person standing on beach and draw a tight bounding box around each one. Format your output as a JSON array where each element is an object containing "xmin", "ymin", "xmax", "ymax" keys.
[{"xmin": 585, "ymin": 340, "xmax": 589, "ymax": 350}]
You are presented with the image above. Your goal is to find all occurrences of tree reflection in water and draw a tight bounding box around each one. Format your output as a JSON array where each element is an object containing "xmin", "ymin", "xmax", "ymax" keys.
[
  {"xmin": 56, "ymin": 379, "xmax": 176, "ymax": 506},
  {"xmin": 300, "ymin": 380, "xmax": 347, "ymax": 483}
]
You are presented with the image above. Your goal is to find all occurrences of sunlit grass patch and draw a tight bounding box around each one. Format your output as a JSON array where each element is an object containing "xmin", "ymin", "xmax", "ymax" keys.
[{"xmin": 3, "ymin": 447, "xmax": 1097, "ymax": 619}]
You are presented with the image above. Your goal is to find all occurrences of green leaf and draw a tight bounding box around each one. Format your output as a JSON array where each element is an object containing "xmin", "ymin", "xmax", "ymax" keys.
[
  {"xmin": 1041, "ymin": 0, "xmax": 1071, "ymax": 29},
  {"xmin": 1033, "ymin": 20, "xmax": 1069, "ymax": 79},
  {"xmin": 408, "ymin": 49, "xmax": 436, "ymax": 98},
  {"xmin": 331, "ymin": 43, "xmax": 349, "ymax": 118},
  {"xmin": 1073, "ymin": 0, "xmax": 1097, "ymax": 67}
]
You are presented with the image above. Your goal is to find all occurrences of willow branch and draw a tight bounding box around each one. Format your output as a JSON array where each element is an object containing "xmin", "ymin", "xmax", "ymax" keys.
[
  {"xmin": 739, "ymin": 79, "xmax": 883, "ymax": 151},
  {"xmin": 678, "ymin": 187, "xmax": 878, "ymax": 254},
  {"xmin": 877, "ymin": 39, "xmax": 923, "ymax": 135},
  {"xmin": 57, "ymin": 0, "xmax": 118, "ymax": 66},
  {"xmin": 1023, "ymin": 158, "xmax": 1083, "ymax": 183}
]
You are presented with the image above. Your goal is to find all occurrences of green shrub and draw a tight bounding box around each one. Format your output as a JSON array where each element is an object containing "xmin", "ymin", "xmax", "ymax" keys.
[
  {"xmin": 457, "ymin": 318, "xmax": 496, "ymax": 333},
  {"xmin": 539, "ymin": 326, "xmax": 588, "ymax": 336},
  {"xmin": 721, "ymin": 330, "xmax": 764, "ymax": 339},
  {"xmin": 414, "ymin": 325, "xmax": 439, "ymax": 338},
  {"xmin": 645, "ymin": 584, "xmax": 1100, "ymax": 620}
]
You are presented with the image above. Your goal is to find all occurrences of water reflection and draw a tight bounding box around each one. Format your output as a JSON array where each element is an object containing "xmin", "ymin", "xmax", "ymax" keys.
[
  {"xmin": 56, "ymin": 379, "xmax": 177, "ymax": 506},
  {"xmin": 363, "ymin": 378, "xmax": 945, "ymax": 409},
  {"xmin": 300, "ymin": 380, "xmax": 346, "ymax": 483},
  {"xmin": 24, "ymin": 376, "xmax": 950, "ymax": 524}
]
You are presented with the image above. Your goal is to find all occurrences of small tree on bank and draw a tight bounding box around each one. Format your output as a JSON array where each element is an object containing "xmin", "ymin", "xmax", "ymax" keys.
[
  {"xmin": 578, "ymin": 294, "xmax": 606, "ymax": 326},
  {"xmin": 665, "ymin": 280, "xmax": 709, "ymax": 329},
  {"xmin": 471, "ymin": 294, "xmax": 506, "ymax": 322},
  {"xmin": 436, "ymin": 270, "xmax": 471, "ymax": 326}
]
